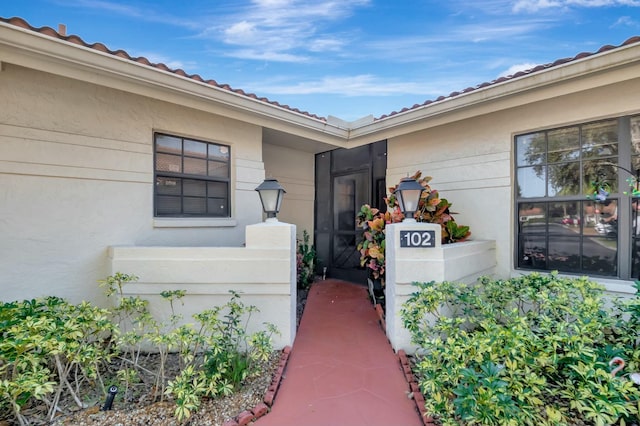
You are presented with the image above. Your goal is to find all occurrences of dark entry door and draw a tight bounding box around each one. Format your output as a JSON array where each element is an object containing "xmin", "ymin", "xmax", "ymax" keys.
[
  {"xmin": 332, "ymin": 171, "xmax": 368, "ymax": 279},
  {"xmin": 315, "ymin": 141, "xmax": 387, "ymax": 283}
]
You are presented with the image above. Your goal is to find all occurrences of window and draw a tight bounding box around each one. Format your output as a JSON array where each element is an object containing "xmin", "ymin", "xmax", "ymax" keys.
[
  {"xmin": 515, "ymin": 116, "xmax": 640, "ymax": 279},
  {"xmin": 154, "ymin": 133, "xmax": 230, "ymax": 217}
]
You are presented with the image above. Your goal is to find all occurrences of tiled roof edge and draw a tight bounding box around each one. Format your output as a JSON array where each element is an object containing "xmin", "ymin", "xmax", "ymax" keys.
[
  {"xmin": 2, "ymin": 17, "xmax": 639, "ymax": 126},
  {"xmin": 376, "ymin": 35, "xmax": 640, "ymax": 121},
  {"xmin": 0, "ymin": 16, "xmax": 326, "ymax": 122}
]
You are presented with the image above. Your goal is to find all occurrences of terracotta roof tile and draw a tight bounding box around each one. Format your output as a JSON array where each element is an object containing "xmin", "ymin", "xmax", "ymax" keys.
[
  {"xmin": 0, "ymin": 16, "xmax": 325, "ymax": 122},
  {"xmin": 376, "ymin": 35, "xmax": 640, "ymax": 121},
  {"xmin": 1, "ymin": 16, "xmax": 639, "ymax": 125}
]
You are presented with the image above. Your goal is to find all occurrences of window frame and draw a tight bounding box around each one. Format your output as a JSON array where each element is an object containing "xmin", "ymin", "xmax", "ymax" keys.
[
  {"xmin": 514, "ymin": 116, "xmax": 638, "ymax": 280},
  {"xmin": 153, "ymin": 132, "xmax": 231, "ymax": 219}
]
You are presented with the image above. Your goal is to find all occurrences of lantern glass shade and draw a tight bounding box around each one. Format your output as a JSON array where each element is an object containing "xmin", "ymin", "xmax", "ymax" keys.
[
  {"xmin": 395, "ymin": 190, "xmax": 404, "ymax": 213},
  {"xmin": 395, "ymin": 177, "xmax": 424, "ymax": 220},
  {"xmin": 255, "ymin": 179, "xmax": 286, "ymax": 219}
]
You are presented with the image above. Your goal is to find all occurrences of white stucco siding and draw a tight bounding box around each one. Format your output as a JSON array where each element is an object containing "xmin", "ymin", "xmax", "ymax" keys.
[
  {"xmin": 387, "ymin": 75, "xmax": 640, "ymax": 282},
  {"xmin": 387, "ymin": 116, "xmax": 512, "ymax": 278},
  {"xmin": 263, "ymin": 143, "xmax": 315, "ymax": 239},
  {"xmin": 0, "ymin": 64, "xmax": 266, "ymax": 304}
]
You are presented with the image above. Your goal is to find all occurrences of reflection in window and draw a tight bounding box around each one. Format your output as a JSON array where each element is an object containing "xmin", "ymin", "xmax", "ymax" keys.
[
  {"xmin": 548, "ymin": 127, "xmax": 579, "ymax": 162},
  {"xmin": 154, "ymin": 133, "xmax": 230, "ymax": 217},
  {"xmin": 548, "ymin": 162, "xmax": 580, "ymax": 196},
  {"xmin": 514, "ymin": 117, "xmax": 638, "ymax": 279},
  {"xmin": 517, "ymin": 200, "xmax": 618, "ymax": 276},
  {"xmin": 632, "ymin": 197, "xmax": 640, "ymax": 278},
  {"xmin": 516, "ymin": 120, "xmax": 619, "ymax": 200},
  {"xmin": 517, "ymin": 167, "xmax": 546, "ymax": 198},
  {"xmin": 516, "ymin": 132, "xmax": 546, "ymax": 166}
]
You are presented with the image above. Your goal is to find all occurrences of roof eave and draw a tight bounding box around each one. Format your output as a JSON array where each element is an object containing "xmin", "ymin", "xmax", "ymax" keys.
[
  {"xmin": 2, "ymin": 19, "xmax": 639, "ymax": 149},
  {"xmin": 347, "ymin": 40, "xmax": 640, "ymax": 144},
  {"xmin": 0, "ymin": 21, "xmax": 350, "ymax": 146}
]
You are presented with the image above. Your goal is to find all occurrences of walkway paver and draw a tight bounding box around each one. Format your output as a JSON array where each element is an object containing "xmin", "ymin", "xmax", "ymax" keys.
[{"xmin": 255, "ymin": 279, "xmax": 423, "ymax": 426}]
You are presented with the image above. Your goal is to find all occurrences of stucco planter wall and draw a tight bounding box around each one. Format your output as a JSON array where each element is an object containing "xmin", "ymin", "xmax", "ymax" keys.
[
  {"xmin": 109, "ymin": 221, "xmax": 297, "ymax": 349},
  {"xmin": 385, "ymin": 222, "xmax": 496, "ymax": 353}
]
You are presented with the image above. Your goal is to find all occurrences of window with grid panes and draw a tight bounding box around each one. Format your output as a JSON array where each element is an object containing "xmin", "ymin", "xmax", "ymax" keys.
[
  {"xmin": 515, "ymin": 116, "xmax": 640, "ymax": 279},
  {"xmin": 154, "ymin": 133, "xmax": 230, "ymax": 217}
]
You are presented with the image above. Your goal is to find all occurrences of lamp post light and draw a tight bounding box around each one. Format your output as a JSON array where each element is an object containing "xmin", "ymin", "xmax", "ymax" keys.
[
  {"xmin": 395, "ymin": 177, "xmax": 424, "ymax": 222},
  {"xmin": 255, "ymin": 178, "xmax": 286, "ymax": 221}
]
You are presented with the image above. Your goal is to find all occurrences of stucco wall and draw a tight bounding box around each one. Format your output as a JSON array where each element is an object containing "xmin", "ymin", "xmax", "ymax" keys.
[
  {"xmin": 0, "ymin": 64, "xmax": 266, "ymax": 304},
  {"xmin": 263, "ymin": 143, "xmax": 315, "ymax": 240},
  {"xmin": 109, "ymin": 222, "xmax": 298, "ymax": 349},
  {"xmin": 387, "ymin": 76, "xmax": 640, "ymax": 285}
]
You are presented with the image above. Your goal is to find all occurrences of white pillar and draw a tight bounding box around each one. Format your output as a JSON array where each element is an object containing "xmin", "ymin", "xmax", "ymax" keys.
[
  {"xmin": 386, "ymin": 222, "xmax": 496, "ymax": 353},
  {"xmin": 385, "ymin": 222, "xmax": 442, "ymax": 353},
  {"xmin": 245, "ymin": 220, "xmax": 297, "ymax": 347}
]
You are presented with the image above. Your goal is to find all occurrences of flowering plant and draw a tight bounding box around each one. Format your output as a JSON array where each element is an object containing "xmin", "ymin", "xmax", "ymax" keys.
[
  {"xmin": 356, "ymin": 205, "xmax": 391, "ymax": 281},
  {"xmin": 356, "ymin": 171, "xmax": 471, "ymax": 284}
]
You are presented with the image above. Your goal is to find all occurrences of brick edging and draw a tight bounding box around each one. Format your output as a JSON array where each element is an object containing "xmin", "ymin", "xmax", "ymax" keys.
[
  {"xmin": 222, "ymin": 346, "xmax": 292, "ymax": 426},
  {"xmin": 397, "ymin": 349, "xmax": 436, "ymax": 426},
  {"xmin": 375, "ymin": 303, "xmax": 433, "ymax": 425}
]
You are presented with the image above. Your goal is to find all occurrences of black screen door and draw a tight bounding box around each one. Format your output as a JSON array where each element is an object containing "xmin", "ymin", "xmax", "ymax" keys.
[
  {"xmin": 332, "ymin": 171, "xmax": 368, "ymax": 279},
  {"xmin": 315, "ymin": 141, "xmax": 387, "ymax": 283}
]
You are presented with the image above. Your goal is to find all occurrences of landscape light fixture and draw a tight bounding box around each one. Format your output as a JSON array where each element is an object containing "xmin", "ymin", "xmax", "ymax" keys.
[
  {"xmin": 255, "ymin": 178, "xmax": 286, "ymax": 220},
  {"xmin": 395, "ymin": 177, "xmax": 424, "ymax": 222}
]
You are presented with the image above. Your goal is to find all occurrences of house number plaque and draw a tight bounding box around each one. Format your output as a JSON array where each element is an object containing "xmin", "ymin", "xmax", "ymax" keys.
[{"xmin": 400, "ymin": 230, "xmax": 436, "ymax": 248}]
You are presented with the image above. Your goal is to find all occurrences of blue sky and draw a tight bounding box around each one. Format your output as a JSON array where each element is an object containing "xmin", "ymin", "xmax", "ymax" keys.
[{"xmin": 3, "ymin": 0, "xmax": 640, "ymax": 121}]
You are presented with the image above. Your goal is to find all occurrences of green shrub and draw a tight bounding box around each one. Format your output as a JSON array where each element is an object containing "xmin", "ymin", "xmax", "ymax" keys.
[
  {"xmin": 297, "ymin": 230, "xmax": 317, "ymax": 289},
  {"xmin": 100, "ymin": 276, "xmax": 278, "ymax": 424},
  {"xmin": 0, "ymin": 297, "xmax": 116, "ymax": 425},
  {"xmin": 200, "ymin": 290, "xmax": 276, "ymax": 391},
  {"xmin": 402, "ymin": 272, "xmax": 640, "ymax": 426},
  {"xmin": 1, "ymin": 274, "xmax": 278, "ymax": 425}
]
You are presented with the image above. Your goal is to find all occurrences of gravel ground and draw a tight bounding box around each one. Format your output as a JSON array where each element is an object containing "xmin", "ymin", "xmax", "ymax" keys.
[
  {"xmin": 3, "ymin": 287, "xmax": 312, "ymax": 426},
  {"xmin": 48, "ymin": 351, "xmax": 281, "ymax": 426}
]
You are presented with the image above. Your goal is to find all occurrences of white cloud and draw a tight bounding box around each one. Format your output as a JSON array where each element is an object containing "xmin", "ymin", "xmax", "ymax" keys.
[
  {"xmin": 360, "ymin": 17, "xmax": 554, "ymax": 64},
  {"xmin": 208, "ymin": 0, "xmax": 371, "ymax": 62},
  {"xmin": 309, "ymin": 38, "xmax": 345, "ymax": 52},
  {"xmin": 456, "ymin": 21, "xmax": 555, "ymax": 42},
  {"xmin": 74, "ymin": 0, "xmax": 141, "ymax": 15},
  {"xmin": 513, "ymin": 0, "xmax": 562, "ymax": 13},
  {"xmin": 569, "ymin": 0, "xmax": 640, "ymax": 5},
  {"xmin": 246, "ymin": 74, "xmax": 473, "ymax": 98},
  {"xmin": 224, "ymin": 49, "xmax": 309, "ymax": 62},
  {"xmin": 66, "ymin": 0, "xmax": 367, "ymax": 65},
  {"xmin": 611, "ymin": 15, "xmax": 640, "ymax": 27},
  {"xmin": 71, "ymin": 0, "xmax": 200, "ymax": 29},
  {"xmin": 130, "ymin": 51, "xmax": 190, "ymax": 70},
  {"xmin": 223, "ymin": 21, "xmax": 258, "ymax": 44},
  {"xmin": 498, "ymin": 63, "xmax": 539, "ymax": 77},
  {"xmin": 249, "ymin": 75, "xmax": 415, "ymax": 96},
  {"xmin": 253, "ymin": 0, "xmax": 293, "ymax": 6},
  {"xmin": 513, "ymin": 0, "xmax": 640, "ymax": 12}
]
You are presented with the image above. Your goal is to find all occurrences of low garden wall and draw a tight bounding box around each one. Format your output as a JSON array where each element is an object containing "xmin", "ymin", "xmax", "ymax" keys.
[
  {"xmin": 108, "ymin": 221, "xmax": 297, "ymax": 349},
  {"xmin": 385, "ymin": 222, "xmax": 497, "ymax": 353}
]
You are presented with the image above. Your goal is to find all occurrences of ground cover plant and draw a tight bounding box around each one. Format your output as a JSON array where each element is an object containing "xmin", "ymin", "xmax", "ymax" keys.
[
  {"xmin": 0, "ymin": 273, "xmax": 278, "ymax": 425},
  {"xmin": 402, "ymin": 272, "xmax": 640, "ymax": 426}
]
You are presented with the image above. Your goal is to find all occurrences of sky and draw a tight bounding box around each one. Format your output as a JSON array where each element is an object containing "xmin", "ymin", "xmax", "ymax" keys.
[{"xmin": 3, "ymin": 0, "xmax": 640, "ymax": 121}]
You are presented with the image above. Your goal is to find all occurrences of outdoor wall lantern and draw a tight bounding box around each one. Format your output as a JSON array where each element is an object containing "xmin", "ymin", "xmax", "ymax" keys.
[
  {"xmin": 255, "ymin": 178, "xmax": 286, "ymax": 221},
  {"xmin": 395, "ymin": 177, "xmax": 424, "ymax": 222}
]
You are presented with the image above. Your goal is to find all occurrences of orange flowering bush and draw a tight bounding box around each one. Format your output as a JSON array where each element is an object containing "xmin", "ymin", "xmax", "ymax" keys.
[
  {"xmin": 356, "ymin": 171, "xmax": 471, "ymax": 285},
  {"xmin": 356, "ymin": 205, "xmax": 392, "ymax": 281}
]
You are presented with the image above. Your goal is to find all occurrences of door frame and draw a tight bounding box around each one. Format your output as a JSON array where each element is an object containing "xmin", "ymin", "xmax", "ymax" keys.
[{"xmin": 314, "ymin": 141, "xmax": 387, "ymax": 284}]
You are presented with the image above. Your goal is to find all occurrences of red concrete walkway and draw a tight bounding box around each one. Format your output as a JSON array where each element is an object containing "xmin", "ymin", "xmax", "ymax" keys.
[{"xmin": 254, "ymin": 279, "xmax": 423, "ymax": 426}]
